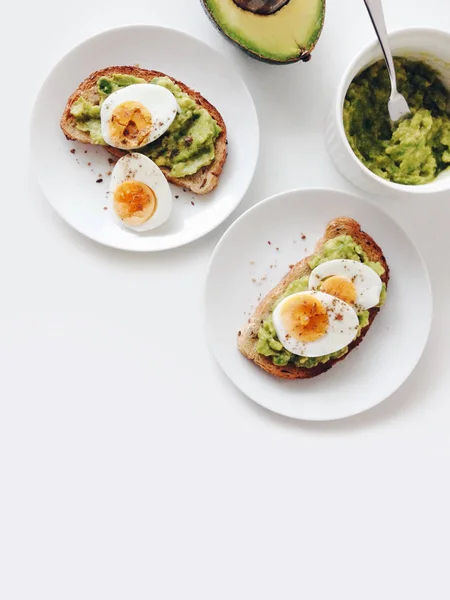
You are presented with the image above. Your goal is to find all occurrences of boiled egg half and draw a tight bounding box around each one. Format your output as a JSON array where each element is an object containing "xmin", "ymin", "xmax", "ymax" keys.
[
  {"xmin": 309, "ymin": 259, "xmax": 382, "ymax": 310},
  {"xmin": 101, "ymin": 84, "xmax": 178, "ymax": 150},
  {"xmin": 110, "ymin": 153, "xmax": 172, "ymax": 232},
  {"xmin": 272, "ymin": 291, "xmax": 359, "ymax": 357}
]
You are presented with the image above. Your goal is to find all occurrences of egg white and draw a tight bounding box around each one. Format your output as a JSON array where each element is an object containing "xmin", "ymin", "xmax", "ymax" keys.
[
  {"xmin": 110, "ymin": 153, "xmax": 172, "ymax": 232},
  {"xmin": 101, "ymin": 84, "xmax": 178, "ymax": 149},
  {"xmin": 272, "ymin": 291, "xmax": 360, "ymax": 357},
  {"xmin": 309, "ymin": 259, "xmax": 382, "ymax": 309}
]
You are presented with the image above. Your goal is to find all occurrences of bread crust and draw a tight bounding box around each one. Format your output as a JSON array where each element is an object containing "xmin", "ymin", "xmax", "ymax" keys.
[
  {"xmin": 60, "ymin": 66, "xmax": 227, "ymax": 195},
  {"xmin": 237, "ymin": 217, "xmax": 390, "ymax": 379}
]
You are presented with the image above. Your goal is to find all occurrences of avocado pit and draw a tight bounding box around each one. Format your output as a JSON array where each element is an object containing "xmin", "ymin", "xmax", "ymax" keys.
[{"xmin": 232, "ymin": 0, "xmax": 291, "ymax": 15}]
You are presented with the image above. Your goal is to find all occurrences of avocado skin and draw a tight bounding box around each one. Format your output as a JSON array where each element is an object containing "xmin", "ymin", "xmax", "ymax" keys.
[{"xmin": 200, "ymin": 0, "xmax": 326, "ymax": 65}]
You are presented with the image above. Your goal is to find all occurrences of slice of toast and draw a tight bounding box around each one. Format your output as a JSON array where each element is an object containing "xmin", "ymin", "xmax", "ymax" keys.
[
  {"xmin": 238, "ymin": 217, "xmax": 390, "ymax": 379},
  {"xmin": 60, "ymin": 66, "xmax": 227, "ymax": 195}
]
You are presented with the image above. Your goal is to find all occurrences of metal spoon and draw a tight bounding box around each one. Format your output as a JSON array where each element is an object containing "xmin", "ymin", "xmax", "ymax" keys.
[{"xmin": 363, "ymin": 0, "xmax": 411, "ymax": 122}]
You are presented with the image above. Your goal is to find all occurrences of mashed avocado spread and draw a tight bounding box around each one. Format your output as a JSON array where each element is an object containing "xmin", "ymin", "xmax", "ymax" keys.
[
  {"xmin": 70, "ymin": 74, "xmax": 222, "ymax": 178},
  {"xmin": 344, "ymin": 58, "xmax": 450, "ymax": 185},
  {"xmin": 256, "ymin": 235, "xmax": 386, "ymax": 368}
]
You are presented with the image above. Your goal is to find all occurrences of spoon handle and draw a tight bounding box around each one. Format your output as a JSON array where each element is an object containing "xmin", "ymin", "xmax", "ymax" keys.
[{"xmin": 363, "ymin": 0, "xmax": 399, "ymax": 95}]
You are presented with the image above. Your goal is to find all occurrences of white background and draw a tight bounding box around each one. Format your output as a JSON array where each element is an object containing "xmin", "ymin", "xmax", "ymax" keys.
[{"xmin": 1, "ymin": 0, "xmax": 450, "ymax": 598}]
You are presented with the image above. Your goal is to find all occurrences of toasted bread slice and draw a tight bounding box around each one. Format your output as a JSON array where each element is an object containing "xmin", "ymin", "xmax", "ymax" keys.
[
  {"xmin": 238, "ymin": 217, "xmax": 390, "ymax": 379},
  {"xmin": 60, "ymin": 66, "xmax": 227, "ymax": 195}
]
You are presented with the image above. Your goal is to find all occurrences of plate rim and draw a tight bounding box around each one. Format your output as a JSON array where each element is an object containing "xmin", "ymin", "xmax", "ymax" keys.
[
  {"xmin": 204, "ymin": 186, "xmax": 433, "ymax": 421},
  {"xmin": 31, "ymin": 23, "xmax": 260, "ymax": 252}
]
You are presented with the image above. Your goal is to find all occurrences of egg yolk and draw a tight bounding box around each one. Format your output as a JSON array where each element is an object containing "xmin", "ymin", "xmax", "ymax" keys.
[
  {"xmin": 280, "ymin": 294, "xmax": 329, "ymax": 343},
  {"xmin": 109, "ymin": 101, "xmax": 152, "ymax": 148},
  {"xmin": 321, "ymin": 275, "xmax": 357, "ymax": 305},
  {"xmin": 114, "ymin": 180, "xmax": 157, "ymax": 226}
]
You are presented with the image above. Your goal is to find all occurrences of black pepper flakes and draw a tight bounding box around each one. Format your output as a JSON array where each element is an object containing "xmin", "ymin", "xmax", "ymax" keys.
[
  {"xmin": 96, "ymin": 178, "xmax": 103, "ymax": 183},
  {"xmin": 175, "ymin": 195, "xmax": 179, "ymax": 199},
  {"xmin": 108, "ymin": 158, "xmax": 114, "ymax": 165},
  {"xmin": 191, "ymin": 201, "xmax": 195, "ymax": 206},
  {"xmin": 267, "ymin": 241, "xmax": 272, "ymax": 245},
  {"xmin": 70, "ymin": 148, "xmax": 76, "ymax": 154}
]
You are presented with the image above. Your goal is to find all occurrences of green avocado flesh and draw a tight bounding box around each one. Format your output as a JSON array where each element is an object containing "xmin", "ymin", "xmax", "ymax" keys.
[
  {"xmin": 344, "ymin": 58, "xmax": 450, "ymax": 185},
  {"xmin": 255, "ymin": 235, "xmax": 386, "ymax": 369},
  {"xmin": 70, "ymin": 74, "xmax": 222, "ymax": 178},
  {"xmin": 203, "ymin": 0, "xmax": 325, "ymax": 63}
]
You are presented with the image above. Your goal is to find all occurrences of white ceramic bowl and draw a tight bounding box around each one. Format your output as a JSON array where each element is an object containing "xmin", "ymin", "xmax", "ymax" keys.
[{"xmin": 326, "ymin": 28, "xmax": 450, "ymax": 198}]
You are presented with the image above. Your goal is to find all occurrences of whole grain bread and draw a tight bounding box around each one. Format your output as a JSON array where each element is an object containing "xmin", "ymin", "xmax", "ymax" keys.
[
  {"xmin": 238, "ymin": 217, "xmax": 390, "ymax": 379},
  {"xmin": 60, "ymin": 66, "xmax": 227, "ymax": 195}
]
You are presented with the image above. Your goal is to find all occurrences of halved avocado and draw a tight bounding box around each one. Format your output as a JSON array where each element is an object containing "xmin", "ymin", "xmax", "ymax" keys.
[{"xmin": 201, "ymin": 0, "xmax": 326, "ymax": 64}]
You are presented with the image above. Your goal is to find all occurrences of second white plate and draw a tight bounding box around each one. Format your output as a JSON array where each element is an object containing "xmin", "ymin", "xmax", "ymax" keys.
[
  {"xmin": 31, "ymin": 25, "xmax": 259, "ymax": 251},
  {"xmin": 205, "ymin": 188, "xmax": 432, "ymax": 421}
]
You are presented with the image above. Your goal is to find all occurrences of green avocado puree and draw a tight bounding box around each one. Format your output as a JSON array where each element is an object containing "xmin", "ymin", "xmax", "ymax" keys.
[
  {"xmin": 343, "ymin": 58, "xmax": 450, "ymax": 185},
  {"xmin": 70, "ymin": 74, "xmax": 222, "ymax": 178},
  {"xmin": 255, "ymin": 235, "xmax": 386, "ymax": 368}
]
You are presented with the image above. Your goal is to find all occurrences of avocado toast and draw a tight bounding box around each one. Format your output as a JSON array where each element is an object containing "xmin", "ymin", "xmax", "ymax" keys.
[
  {"xmin": 238, "ymin": 217, "xmax": 390, "ymax": 379},
  {"xmin": 60, "ymin": 66, "xmax": 227, "ymax": 195}
]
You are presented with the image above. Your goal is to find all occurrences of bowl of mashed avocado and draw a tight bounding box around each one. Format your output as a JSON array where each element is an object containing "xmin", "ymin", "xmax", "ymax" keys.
[{"xmin": 326, "ymin": 28, "xmax": 450, "ymax": 197}]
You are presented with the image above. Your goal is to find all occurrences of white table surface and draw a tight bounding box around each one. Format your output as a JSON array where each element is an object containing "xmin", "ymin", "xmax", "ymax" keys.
[{"xmin": 2, "ymin": 1, "xmax": 450, "ymax": 598}]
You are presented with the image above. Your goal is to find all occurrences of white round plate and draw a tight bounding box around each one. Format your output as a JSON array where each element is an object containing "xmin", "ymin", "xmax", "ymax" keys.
[
  {"xmin": 31, "ymin": 25, "xmax": 259, "ymax": 251},
  {"xmin": 205, "ymin": 189, "xmax": 432, "ymax": 421}
]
